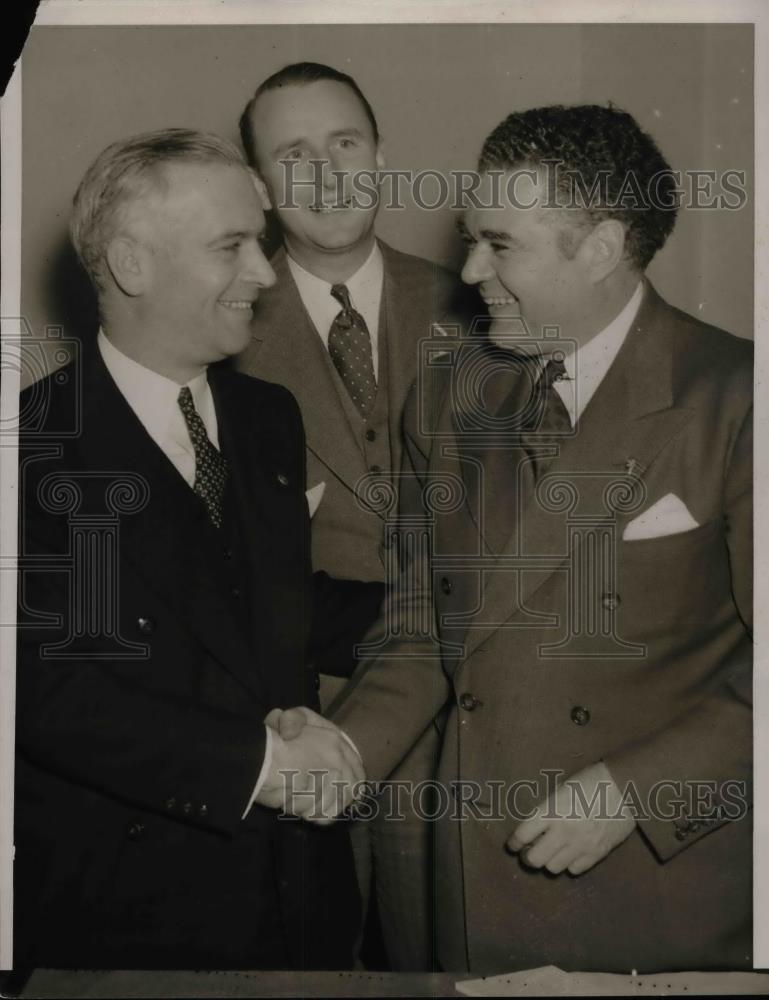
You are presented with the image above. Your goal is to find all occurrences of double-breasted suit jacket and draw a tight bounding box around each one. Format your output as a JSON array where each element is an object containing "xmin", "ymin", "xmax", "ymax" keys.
[
  {"xmin": 15, "ymin": 347, "xmax": 359, "ymax": 969},
  {"xmin": 332, "ymin": 283, "xmax": 753, "ymax": 973}
]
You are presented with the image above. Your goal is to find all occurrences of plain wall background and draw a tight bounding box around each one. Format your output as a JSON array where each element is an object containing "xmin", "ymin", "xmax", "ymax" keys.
[{"xmin": 20, "ymin": 22, "xmax": 753, "ymax": 375}]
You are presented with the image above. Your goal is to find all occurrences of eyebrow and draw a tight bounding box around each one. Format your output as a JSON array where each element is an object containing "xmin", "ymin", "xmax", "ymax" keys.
[
  {"xmin": 456, "ymin": 219, "xmax": 522, "ymax": 248},
  {"xmin": 273, "ymin": 127, "xmax": 366, "ymax": 157},
  {"xmin": 207, "ymin": 229, "xmax": 262, "ymax": 246},
  {"xmin": 479, "ymin": 229, "xmax": 519, "ymax": 244}
]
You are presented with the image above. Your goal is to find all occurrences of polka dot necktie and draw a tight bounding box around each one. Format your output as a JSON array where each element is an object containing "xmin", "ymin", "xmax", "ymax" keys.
[
  {"xmin": 177, "ymin": 385, "xmax": 228, "ymax": 529},
  {"xmin": 328, "ymin": 283, "xmax": 376, "ymax": 418}
]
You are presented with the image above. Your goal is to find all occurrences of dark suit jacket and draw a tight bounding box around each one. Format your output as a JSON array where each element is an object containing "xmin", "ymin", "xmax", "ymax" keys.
[
  {"xmin": 15, "ymin": 347, "xmax": 360, "ymax": 970},
  {"xmin": 332, "ymin": 283, "xmax": 753, "ymax": 973}
]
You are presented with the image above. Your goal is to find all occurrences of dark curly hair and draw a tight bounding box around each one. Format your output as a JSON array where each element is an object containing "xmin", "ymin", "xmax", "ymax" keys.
[{"xmin": 479, "ymin": 105, "xmax": 679, "ymax": 270}]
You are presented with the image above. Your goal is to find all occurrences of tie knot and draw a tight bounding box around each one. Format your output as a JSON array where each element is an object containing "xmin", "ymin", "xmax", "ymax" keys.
[
  {"xmin": 542, "ymin": 356, "xmax": 568, "ymax": 389},
  {"xmin": 177, "ymin": 385, "xmax": 195, "ymax": 415},
  {"xmin": 331, "ymin": 283, "xmax": 353, "ymax": 312}
]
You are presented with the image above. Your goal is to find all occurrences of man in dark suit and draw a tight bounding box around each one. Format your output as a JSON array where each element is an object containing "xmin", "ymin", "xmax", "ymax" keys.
[
  {"xmin": 235, "ymin": 63, "xmax": 478, "ymax": 970},
  {"xmin": 14, "ymin": 128, "xmax": 363, "ymax": 970},
  {"xmin": 325, "ymin": 105, "xmax": 752, "ymax": 972}
]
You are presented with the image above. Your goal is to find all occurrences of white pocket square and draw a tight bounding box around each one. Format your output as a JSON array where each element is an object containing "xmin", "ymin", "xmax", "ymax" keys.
[
  {"xmin": 623, "ymin": 492, "xmax": 699, "ymax": 540},
  {"xmin": 305, "ymin": 482, "xmax": 326, "ymax": 519}
]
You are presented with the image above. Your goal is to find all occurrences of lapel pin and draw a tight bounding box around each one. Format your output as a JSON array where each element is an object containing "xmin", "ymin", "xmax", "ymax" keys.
[{"xmin": 277, "ymin": 473, "xmax": 290, "ymax": 487}]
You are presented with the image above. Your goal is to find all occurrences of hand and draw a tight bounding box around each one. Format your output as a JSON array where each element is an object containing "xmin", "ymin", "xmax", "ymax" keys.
[
  {"xmin": 265, "ymin": 705, "xmax": 334, "ymax": 741},
  {"xmin": 506, "ymin": 761, "xmax": 636, "ymax": 876},
  {"xmin": 257, "ymin": 706, "xmax": 365, "ymax": 824}
]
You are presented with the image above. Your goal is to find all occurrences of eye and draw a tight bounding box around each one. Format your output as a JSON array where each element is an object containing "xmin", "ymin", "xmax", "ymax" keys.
[
  {"xmin": 283, "ymin": 148, "xmax": 305, "ymax": 161},
  {"xmin": 218, "ymin": 241, "xmax": 241, "ymax": 254},
  {"xmin": 337, "ymin": 137, "xmax": 357, "ymax": 149},
  {"xmin": 490, "ymin": 242, "xmax": 512, "ymax": 254}
]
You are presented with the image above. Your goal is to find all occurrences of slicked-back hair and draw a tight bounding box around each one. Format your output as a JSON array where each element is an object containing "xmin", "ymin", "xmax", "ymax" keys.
[
  {"xmin": 479, "ymin": 104, "xmax": 678, "ymax": 270},
  {"xmin": 239, "ymin": 61, "xmax": 380, "ymax": 166},
  {"xmin": 71, "ymin": 127, "xmax": 247, "ymax": 289}
]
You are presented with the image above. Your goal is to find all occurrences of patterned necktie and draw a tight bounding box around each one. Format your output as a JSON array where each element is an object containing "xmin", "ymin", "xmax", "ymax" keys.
[
  {"xmin": 328, "ymin": 283, "xmax": 376, "ymax": 418},
  {"xmin": 177, "ymin": 385, "xmax": 228, "ymax": 529}
]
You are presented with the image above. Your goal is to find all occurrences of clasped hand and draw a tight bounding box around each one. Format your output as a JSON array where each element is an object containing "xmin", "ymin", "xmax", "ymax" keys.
[{"xmin": 255, "ymin": 706, "xmax": 365, "ymax": 825}]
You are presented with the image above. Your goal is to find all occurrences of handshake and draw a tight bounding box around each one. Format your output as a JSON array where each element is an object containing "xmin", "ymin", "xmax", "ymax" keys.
[{"xmin": 254, "ymin": 706, "xmax": 367, "ymax": 825}]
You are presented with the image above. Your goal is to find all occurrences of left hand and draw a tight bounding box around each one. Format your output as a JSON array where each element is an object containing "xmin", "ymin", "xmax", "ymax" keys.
[{"xmin": 506, "ymin": 761, "xmax": 636, "ymax": 876}]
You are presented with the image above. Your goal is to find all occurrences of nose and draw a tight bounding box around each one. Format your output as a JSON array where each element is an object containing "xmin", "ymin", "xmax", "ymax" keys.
[
  {"xmin": 323, "ymin": 152, "xmax": 347, "ymax": 196},
  {"xmin": 461, "ymin": 243, "xmax": 494, "ymax": 286},
  {"xmin": 243, "ymin": 240, "xmax": 277, "ymax": 289}
]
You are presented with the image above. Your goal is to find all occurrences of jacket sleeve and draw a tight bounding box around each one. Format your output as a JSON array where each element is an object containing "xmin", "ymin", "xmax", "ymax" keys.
[{"xmin": 605, "ymin": 401, "xmax": 753, "ymax": 861}]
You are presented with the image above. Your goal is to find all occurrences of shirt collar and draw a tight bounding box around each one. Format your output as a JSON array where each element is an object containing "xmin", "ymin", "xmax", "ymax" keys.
[
  {"xmin": 286, "ymin": 241, "xmax": 384, "ymax": 340},
  {"xmin": 559, "ymin": 281, "xmax": 644, "ymax": 383},
  {"xmin": 97, "ymin": 328, "xmax": 210, "ymax": 443}
]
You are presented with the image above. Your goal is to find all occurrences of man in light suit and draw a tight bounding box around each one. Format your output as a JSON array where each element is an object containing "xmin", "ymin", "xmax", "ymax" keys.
[
  {"xmin": 325, "ymin": 104, "xmax": 753, "ymax": 972},
  {"xmin": 15, "ymin": 128, "xmax": 363, "ymax": 970},
  {"xmin": 235, "ymin": 62, "xmax": 478, "ymax": 970}
]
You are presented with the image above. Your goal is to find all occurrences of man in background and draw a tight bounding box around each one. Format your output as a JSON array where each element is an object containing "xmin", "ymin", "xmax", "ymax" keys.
[
  {"xmin": 328, "ymin": 104, "xmax": 753, "ymax": 973},
  {"xmin": 236, "ymin": 62, "xmax": 478, "ymax": 970},
  {"xmin": 15, "ymin": 128, "xmax": 362, "ymax": 970}
]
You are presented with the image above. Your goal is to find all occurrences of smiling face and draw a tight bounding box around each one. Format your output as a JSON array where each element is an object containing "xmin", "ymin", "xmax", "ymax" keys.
[
  {"xmin": 127, "ymin": 160, "xmax": 275, "ymax": 380},
  {"xmin": 247, "ymin": 79, "xmax": 384, "ymax": 274},
  {"xmin": 460, "ymin": 172, "xmax": 596, "ymax": 344}
]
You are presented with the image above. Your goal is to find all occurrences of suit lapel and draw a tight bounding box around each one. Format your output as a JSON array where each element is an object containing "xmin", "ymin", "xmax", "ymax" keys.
[
  {"xmin": 450, "ymin": 284, "xmax": 695, "ymax": 661},
  {"xmin": 247, "ymin": 248, "xmax": 367, "ymax": 494},
  {"xmin": 380, "ymin": 241, "xmax": 435, "ymax": 481},
  {"xmin": 78, "ymin": 352, "xmax": 265, "ymax": 700}
]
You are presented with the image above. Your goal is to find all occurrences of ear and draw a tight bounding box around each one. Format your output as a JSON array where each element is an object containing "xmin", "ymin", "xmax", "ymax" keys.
[
  {"xmin": 105, "ymin": 236, "xmax": 150, "ymax": 296},
  {"xmin": 583, "ymin": 219, "xmax": 626, "ymax": 282},
  {"xmin": 375, "ymin": 141, "xmax": 386, "ymax": 171},
  {"xmin": 250, "ymin": 170, "xmax": 272, "ymax": 211}
]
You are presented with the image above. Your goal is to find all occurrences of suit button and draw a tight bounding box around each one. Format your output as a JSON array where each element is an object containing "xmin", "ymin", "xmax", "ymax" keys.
[
  {"xmin": 165, "ymin": 797, "xmax": 176, "ymax": 812},
  {"xmin": 231, "ymin": 587, "xmax": 241, "ymax": 598},
  {"xmin": 365, "ymin": 428, "xmax": 377, "ymax": 442},
  {"xmin": 441, "ymin": 577, "xmax": 453, "ymax": 595},
  {"xmin": 126, "ymin": 822, "xmax": 145, "ymax": 841},
  {"xmin": 137, "ymin": 616, "xmax": 155, "ymax": 634},
  {"xmin": 277, "ymin": 473, "xmax": 290, "ymax": 487},
  {"xmin": 182, "ymin": 801, "xmax": 193, "ymax": 815},
  {"xmin": 602, "ymin": 593, "xmax": 621, "ymax": 611},
  {"xmin": 370, "ymin": 464, "xmax": 382, "ymax": 474},
  {"xmin": 223, "ymin": 547, "xmax": 233, "ymax": 560},
  {"xmin": 199, "ymin": 804, "xmax": 209, "ymax": 818},
  {"xmin": 570, "ymin": 706, "xmax": 591, "ymax": 726},
  {"xmin": 459, "ymin": 692, "xmax": 481, "ymax": 711}
]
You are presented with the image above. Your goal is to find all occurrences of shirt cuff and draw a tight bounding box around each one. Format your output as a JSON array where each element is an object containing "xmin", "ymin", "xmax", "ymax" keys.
[
  {"xmin": 339, "ymin": 727, "xmax": 363, "ymax": 766},
  {"xmin": 241, "ymin": 723, "xmax": 274, "ymax": 820}
]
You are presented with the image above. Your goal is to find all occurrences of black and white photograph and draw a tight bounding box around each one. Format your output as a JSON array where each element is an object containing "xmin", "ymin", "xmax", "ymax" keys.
[{"xmin": 0, "ymin": 1, "xmax": 765, "ymax": 996}]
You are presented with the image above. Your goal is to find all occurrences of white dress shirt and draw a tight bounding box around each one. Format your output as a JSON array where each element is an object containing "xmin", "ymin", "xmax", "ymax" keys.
[
  {"xmin": 287, "ymin": 242, "xmax": 384, "ymax": 381},
  {"xmin": 98, "ymin": 330, "xmax": 274, "ymax": 816},
  {"xmin": 546, "ymin": 282, "xmax": 644, "ymax": 426},
  {"xmin": 98, "ymin": 329, "xmax": 220, "ymax": 479}
]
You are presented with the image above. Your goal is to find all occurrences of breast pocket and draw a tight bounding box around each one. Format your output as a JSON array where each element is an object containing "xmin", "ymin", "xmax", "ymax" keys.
[{"xmin": 616, "ymin": 518, "xmax": 732, "ymax": 641}]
